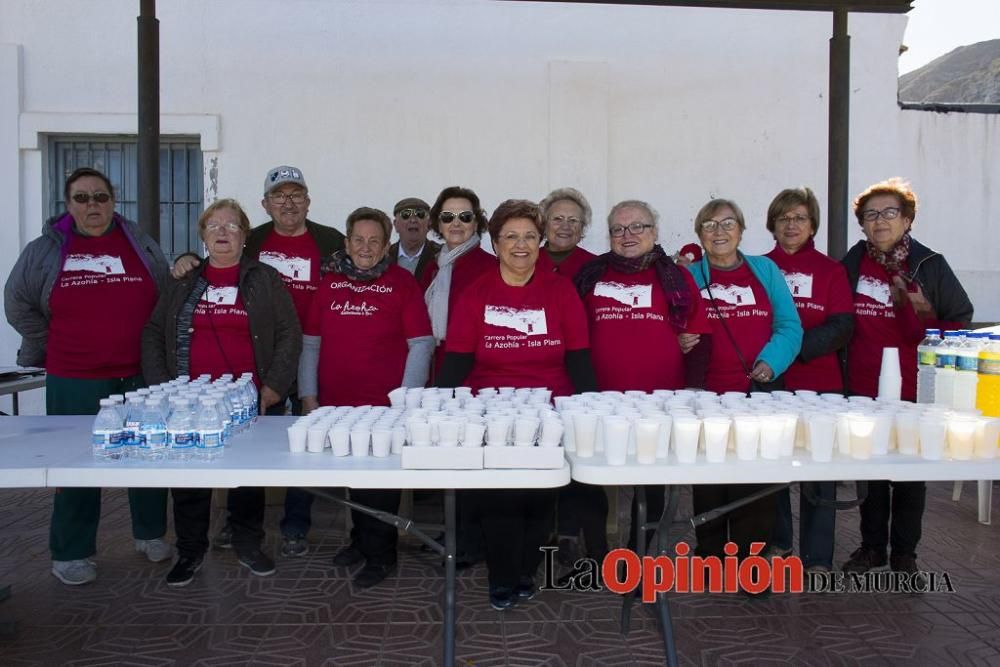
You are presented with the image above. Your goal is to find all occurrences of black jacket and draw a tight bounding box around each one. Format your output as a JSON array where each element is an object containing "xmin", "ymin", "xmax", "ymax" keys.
[
  {"xmin": 245, "ymin": 218, "xmax": 345, "ymax": 259},
  {"xmin": 387, "ymin": 240, "xmax": 441, "ymax": 283}
]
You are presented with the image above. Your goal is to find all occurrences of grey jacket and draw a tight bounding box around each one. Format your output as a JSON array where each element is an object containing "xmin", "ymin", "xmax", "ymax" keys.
[{"xmin": 3, "ymin": 213, "xmax": 169, "ymax": 367}]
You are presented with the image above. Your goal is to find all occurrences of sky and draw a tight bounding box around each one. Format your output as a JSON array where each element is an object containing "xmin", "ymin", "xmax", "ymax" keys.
[{"xmin": 898, "ymin": 0, "xmax": 1000, "ymax": 74}]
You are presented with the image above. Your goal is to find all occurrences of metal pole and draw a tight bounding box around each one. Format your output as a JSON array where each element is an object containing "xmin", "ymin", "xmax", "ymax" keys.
[
  {"xmin": 827, "ymin": 8, "xmax": 850, "ymax": 260},
  {"xmin": 138, "ymin": 0, "xmax": 160, "ymax": 242},
  {"xmin": 443, "ymin": 489, "xmax": 457, "ymax": 666}
]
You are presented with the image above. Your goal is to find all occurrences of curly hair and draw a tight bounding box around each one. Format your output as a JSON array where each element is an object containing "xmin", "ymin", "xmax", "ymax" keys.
[{"xmin": 853, "ymin": 177, "xmax": 917, "ymax": 225}]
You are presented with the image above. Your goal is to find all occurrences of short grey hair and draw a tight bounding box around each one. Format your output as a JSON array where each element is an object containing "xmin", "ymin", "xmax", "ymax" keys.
[
  {"xmin": 539, "ymin": 187, "xmax": 593, "ymax": 233},
  {"xmin": 607, "ymin": 199, "xmax": 660, "ymax": 229}
]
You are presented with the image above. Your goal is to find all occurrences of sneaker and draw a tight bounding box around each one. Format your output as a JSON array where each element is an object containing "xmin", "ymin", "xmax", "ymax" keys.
[
  {"xmin": 280, "ymin": 535, "xmax": 308, "ymax": 558},
  {"xmin": 842, "ymin": 546, "xmax": 888, "ymax": 574},
  {"xmin": 489, "ymin": 586, "xmax": 518, "ymax": 611},
  {"xmin": 135, "ymin": 538, "xmax": 173, "ymax": 563},
  {"xmin": 51, "ymin": 559, "xmax": 97, "ymax": 586},
  {"xmin": 237, "ymin": 548, "xmax": 276, "ymax": 577},
  {"xmin": 514, "ymin": 576, "xmax": 536, "ymax": 600},
  {"xmin": 213, "ymin": 524, "xmax": 233, "ymax": 551},
  {"xmin": 165, "ymin": 556, "xmax": 203, "ymax": 587},
  {"xmin": 353, "ymin": 563, "xmax": 397, "ymax": 589},
  {"xmin": 332, "ymin": 543, "xmax": 364, "ymax": 567},
  {"xmin": 764, "ymin": 545, "xmax": 793, "ymax": 560}
]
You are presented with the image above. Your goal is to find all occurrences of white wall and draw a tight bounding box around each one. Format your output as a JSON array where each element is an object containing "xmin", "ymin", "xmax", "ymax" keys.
[{"xmin": 1, "ymin": 1, "xmax": 996, "ymax": 412}]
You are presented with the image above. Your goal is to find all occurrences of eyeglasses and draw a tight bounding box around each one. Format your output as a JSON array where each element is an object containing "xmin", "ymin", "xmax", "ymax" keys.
[
  {"xmin": 609, "ymin": 222, "xmax": 655, "ymax": 238},
  {"xmin": 439, "ymin": 210, "xmax": 475, "ymax": 224},
  {"xmin": 399, "ymin": 208, "xmax": 428, "ymax": 220},
  {"xmin": 350, "ymin": 236, "xmax": 386, "ymax": 249},
  {"xmin": 267, "ymin": 191, "xmax": 308, "ymax": 205},
  {"xmin": 70, "ymin": 192, "xmax": 112, "ymax": 205},
  {"xmin": 775, "ymin": 214, "xmax": 810, "ymax": 226},
  {"xmin": 498, "ymin": 232, "xmax": 540, "ymax": 245},
  {"xmin": 549, "ymin": 215, "xmax": 582, "ymax": 228},
  {"xmin": 699, "ymin": 218, "xmax": 740, "ymax": 233},
  {"xmin": 205, "ymin": 222, "xmax": 242, "ymax": 234},
  {"xmin": 861, "ymin": 207, "xmax": 901, "ymax": 222}
]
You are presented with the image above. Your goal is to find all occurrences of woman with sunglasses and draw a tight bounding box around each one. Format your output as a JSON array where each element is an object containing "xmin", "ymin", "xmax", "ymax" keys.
[
  {"xmin": 536, "ymin": 187, "xmax": 597, "ymax": 280},
  {"xmin": 687, "ymin": 198, "xmax": 802, "ymax": 583},
  {"xmin": 4, "ymin": 167, "xmax": 172, "ymax": 586},
  {"xmin": 142, "ymin": 198, "xmax": 301, "ymax": 587},
  {"xmin": 436, "ymin": 199, "xmax": 597, "ymax": 610},
  {"xmin": 840, "ymin": 178, "xmax": 972, "ymax": 578}
]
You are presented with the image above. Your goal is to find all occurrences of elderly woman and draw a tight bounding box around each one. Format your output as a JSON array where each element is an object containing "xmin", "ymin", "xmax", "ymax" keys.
[
  {"xmin": 143, "ymin": 198, "xmax": 302, "ymax": 587},
  {"xmin": 762, "ymin": 187, "xmax": 854, "ymax": 572},
  {"xmin": 4, "ymin": 167, "xmax": 170, "ymax": 586},
  {"xmin": 687, "ymin": 198, "xmax": 802, "ymax": 571},
  {"xmin": 300, "ymin": 207, "xmax": 434, "ymax": 589},
  {"xmin": 536, "ymin": 187, "xmax": 597, "ymax": 279},
  {"xmin": 840, "ymin": 178, "xmax": 972, "ymax": 577},
  {"xmin": 437, "ymin": 199, "xmax": 597, "ymax": 610}
]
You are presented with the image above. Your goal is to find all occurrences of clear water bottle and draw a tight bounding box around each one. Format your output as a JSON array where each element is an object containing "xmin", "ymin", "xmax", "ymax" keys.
[
  {"xmin": 953, "ymin": 332, "xmax": 983, "ymax": 411},
  {"xmin": 92, "ymin": 398, "xmax": 125, "ymax": 460},
  {"xmin": 916, "ymin": 328, "xmax": 941, "ymax": 404},
  {"xmin": 934, "ymin": 331, "xmax": 960, "ymax": 407},
  {"xmin": 195, "ymin": 398, "xmax": 225, "ymax": 461},
  {"xmin": 166, "ymin": 398, "xmax": 196, "ymax": 461},
  {"xmin": 226, "ymin": 384, "xmax": 245, "ymax": 434},
  {"xmin": 138, "ymin": 398, "xmax": 168, "ymax": 461},
  {"xmin": 122, "ymin": 392, "xmax": 145, "ymax": 459},
  {"xmin": 977, "ymin": 333, "xmax": 1000, "ymax": 418},
  {"xmin": 208, "ymin": 391, "xmax": 232, "ymax": 445},
  {"xmin": 241, "ymin": 379, "xmax": 259, "ymax": 423}
]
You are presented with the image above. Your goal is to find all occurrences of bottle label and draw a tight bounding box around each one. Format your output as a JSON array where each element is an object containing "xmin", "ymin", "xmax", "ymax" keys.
[
  {"xmin": 918, "ymin": 350, "xmax": 936, "ymax": 366},
  {"xmin": 200, "ymin": 430, "xmax": 222, "ymax": 448},
  {"xmin": 145, "ymin": 431, "xmax": 166, "ymax": 447},
  {"xmin": 980, "ymin": 357, "xmax": 1000, "ymax": 376},
  {"xmin": 92, "ymin": 430, "xmax": 124, "ymax": 449},
  {"xmin": 956, "ymin": 355, "xmax": 979, "ymax": 373},
  {"xmin": 168, "ymin": 431, "xmax": 194, "ymax": 449},
  {"xmin": 936, "ymin": 354, "xmax": 957, "ymax": 369}
]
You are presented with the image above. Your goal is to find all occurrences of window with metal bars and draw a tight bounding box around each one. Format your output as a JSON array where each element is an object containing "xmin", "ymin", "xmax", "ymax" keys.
[{"xmin": 47, "ymin": 135, "xmax": 203, "ymax": 260}]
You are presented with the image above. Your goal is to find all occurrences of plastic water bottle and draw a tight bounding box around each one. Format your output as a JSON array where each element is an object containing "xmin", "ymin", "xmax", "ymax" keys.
[
  {"xmin": 977, "ymin": 333, "xmax": 1000, "ymax": 418},
  {"xmin": 195, "ymin": 398, "xmax": 225, "ymax": 461},
  {"xmin": 122, "ymin": 392, "xmax": 145, "ymax": 458},
  {"xmin": 934, "ymin": 331, "xmax": 960, "ymax": 407},
  {"xmin": 138, "ymin": 398, "xmax": 168, "ymax": 461},
  {"xmin": 166, "ymin": 398, "xmax": 196, "ymax": 461},
  {"xmin": 225, "ymin": 384, "xmax": 245, "ymax": 434},
  {"xmin": 916, "ymin": 328, "xmax": 941, "ymax": 404},
  {"xmin": 92, "ymin": 398, "xmax": 126, "ymax": 460},
  {"xmin": 208, "ymin": 391, "xmax": 232, "ymax": 445},
  {"xmin": 953, "ymin": 332, "xmax": 983, "ymax": 411}
]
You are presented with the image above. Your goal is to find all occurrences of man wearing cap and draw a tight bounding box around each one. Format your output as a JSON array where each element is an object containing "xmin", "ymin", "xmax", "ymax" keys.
[{"xmin": 387, "ymin": 197, "xmax": 440, "ymax": 283}]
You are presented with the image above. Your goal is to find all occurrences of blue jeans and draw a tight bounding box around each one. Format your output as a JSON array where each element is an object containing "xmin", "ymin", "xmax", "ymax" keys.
[{"xmin": 773, "ymin": 483, "xmax": 836, "ymax": 569}]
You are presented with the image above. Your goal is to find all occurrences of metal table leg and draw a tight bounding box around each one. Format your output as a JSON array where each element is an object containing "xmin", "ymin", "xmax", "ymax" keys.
[
  {"xmin": 619, "ymin": 484, "xmax": 645, "ymax": 635},
  {"xmin": 443, "ymin": 489, "xmax": 457, "ymax": 665}
]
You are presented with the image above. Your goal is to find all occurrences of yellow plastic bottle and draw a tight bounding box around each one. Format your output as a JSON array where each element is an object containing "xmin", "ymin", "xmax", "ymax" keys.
[{"xmin": 976, "ymin": 334, "xmax": 1000, "ymax": 418}]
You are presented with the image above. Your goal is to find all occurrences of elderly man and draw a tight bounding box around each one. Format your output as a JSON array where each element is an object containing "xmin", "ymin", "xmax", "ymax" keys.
[{"xmin": 387, "ymin": 197, "xmax": 440, "ymax": 282}]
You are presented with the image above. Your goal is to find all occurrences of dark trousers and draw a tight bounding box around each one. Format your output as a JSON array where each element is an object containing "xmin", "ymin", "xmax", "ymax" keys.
[
  {"xmin": 176, "ymin": 486, "xmax": 264, "ymax": 557},
  {"xmin": 692, "ymin": 484, "xmax": 777, "ymax": 559},
  {"xmin": 859, "ymin": 480, "xmax": 925, "ymax": 558},
  {"xmin": 627, "ymin": 485, "xmax": 666, "ymax": 554},
  {"xmin": 346, "ymin": 489, "xmax": 401, "ymax": 566},
  {"xmin": 773, "ymin": 483, "xmax": 837, "ymax": 569},
  {"xmin": 47, "ymin": 374, "xmax": 167, "ymax": 561},
  {"xmin": 557, "ymin": 481, "xmax": 609, "ymax": 558},
  {"xmin": 472, "ymin": 489, "xmax": 557, "ymax": 590}
]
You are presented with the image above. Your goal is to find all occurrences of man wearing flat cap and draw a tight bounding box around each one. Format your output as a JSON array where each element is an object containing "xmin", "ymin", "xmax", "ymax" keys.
[{"xmin": 387, "ymin": 197, "xmax": 440, "ymax": 282}]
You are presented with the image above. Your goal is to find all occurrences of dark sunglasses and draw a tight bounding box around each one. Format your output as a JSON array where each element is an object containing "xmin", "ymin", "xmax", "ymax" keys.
[
  {"xmin": 439, "ymin": 210, "xmax": 475, "ymax": 224},
  {"xmin": 71, "ymin": 192, "xmax": 112, "ymax": 205},
  {"xmin": 399, "ymin": 208, "xmax": 428, "ymax": 220}
]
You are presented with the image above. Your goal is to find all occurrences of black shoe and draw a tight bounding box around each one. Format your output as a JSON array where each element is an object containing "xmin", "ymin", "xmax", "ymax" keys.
[
  {"xmin": 237, "ymin": 548, "xmax": 276, "ymax": 577},
  {"xmin": 166, "ymin": 555, "xmax": 203, "ymax": 587},
  {"xmin": 557, "ymin": 537, "xmax": 581, "ymax": 567},
  {"xmin": 353, "ymin": 563, "xmax": 396, "ymax": 589},
  {"xmin": 332, "ymin": 543, "xmax": 364, "ymax": 567},
  {"xmin": 212, "ymin": 524, "xmax": 233, "ymax": 550},
  {"xmin": 842, "ymin": 546, "xmax": 888, "ymax": 574},
  {"xmin": 514, "ymin": 576, "xmax": 536, "ymax": 600},
  {"xmin": 489, "ymin": 586, "xmax": 517, "ymax": 611},
  {"xmin": 890, "ymin": 553, "xmax": 927, "ymax": 591}
]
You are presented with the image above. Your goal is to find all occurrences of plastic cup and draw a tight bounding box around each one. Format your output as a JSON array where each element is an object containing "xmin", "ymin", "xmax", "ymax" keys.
[
  {"xmin": 847, "ymin": 412, "xmax": 875, "ymax": 460},
  {"xmin": 602, "ymin": 416, "xmax": 630, "ymax": 465},
  {"xmin": 877, "ymin": 374, "xmax": 902, "ymax": 402},
  {"xmin": 973, "ymin": 418, "xmax": 999, "ymax": 459},
  {"xmin": 306, "ymin": 425, "xmax": 328, "ymax": 453},
  {"xmin": 329, "ymin": 425, "xmax": 350, "ymax": 456},
  {"xmin": 573, "ymin": 413, "xmax": 598, "ymax": 458},
  {"xmin": 758, "ymin": 414, "xmax": 785, "ymax": 460},
  {"xmin": 634, "ymin": 418, "xmax": 660, "ymax": 464},
  {"xmin": 778, "ymin": 413, "xmax": 797, "ymax": 457},
  {"xmin": 654, "ymin": 414, "xmax": 672, "ymax": 459},
  {"xmin": 835, "ymin": 412, "xmax": 851, "ymax": 456},
  {"xmin": 513, "ymin": 416, "xmax": 540, "ymax": 446},
  {"xmin": 350, "ymin": 427, "xmax": 370, "ymax": 457},
  {"xmin": 404, "ymin": 390, "xmax": 423, "ymax": 409},
  {"xmin": 288, "ymin": 425, "xmax": 308, "ymax": 453},
  {"xmin": 437, "ymin": 419, "xmax": 462, "ymax": 448},
  {"xmin": 702, "ymin": 416, "xmax": 730, "ymax": 463},
  {"xmin": 539, "ymin": 418, "xmax": 564, "ymax": 448},
  {"xmin": 919, "ymin": 417, "xmax": 947, "ymax": 460},
  {"xmin": 871, "ymin": 412, "xmax": 893, "ymax": 456},
  {"xmin": 807, "ymin": 414, "xmax": 836, "ymax": 462},
  {"xmin": 486, "ymin": 416, "xmax": 513, "ymax": 447},
  {"xmin": 391, "ymin": 426, "xmax": 406, "ymax": 454},
  {"xmin": 733, "ymin": 414, "xmax": 760, "ymax": 461},
  {"xmin": 387, "ymin": 387, "xmax": 407, "ymax": 408},
  {"xmin": 880, "ymin": 347, "xmax": 902, "ymax": 378},
  {"xmin": 895, "ymin": 411, "xmax": 920, "ymax": 455},
  {"xmin": 673, "ymin": 416, "xmax": 700, "ymax": 464},
  {"xmin": 462, "ymin": 422, "xmax": 486, "ymax": 447},
  {"xmin": 371, "ymin": 428, "xmax": 392, "ymax": 457},
  {"xmin": 406, "ymin": 419, "xmax": 432, "ymax": 447},
  {"xmin": 947, "ymin": 414, "xmax": 978, "ymax": 460}
]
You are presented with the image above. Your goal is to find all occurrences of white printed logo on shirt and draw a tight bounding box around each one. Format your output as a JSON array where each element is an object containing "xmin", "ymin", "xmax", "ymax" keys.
[
  {"xmin": 856, "ymin": 275, "xmax": 892, "ymax": 306},
  {"xmin": 201, "ymin": 286, "xmax": 239, "ymax": 305},
  {"xmin": 62, "ymin": 254, "xmax": 125, "ymax": 275},
  {"xmin": 484, "ymin": 305, "xmax": 549, "ymax": 336},
  {"xmin": 258, "ymin": 251, "xmax": 311, "ymax": 281},
  {"xmin": 593, "ymin": 281, "xmax": 652, "ymax": 308},
  {"xmin": 700, "ymin": 283, "xmax": 756, "ymax": 306},
  {"xmin": 782, "ymin": 271, "xmax": 814, "ymax": 299}
]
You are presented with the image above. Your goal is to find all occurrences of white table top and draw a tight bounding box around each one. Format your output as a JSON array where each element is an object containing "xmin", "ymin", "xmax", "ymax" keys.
[
  {"xmin": 0, "ymin": 416, "xmax": 81, "ymax": 487},
  {"xmin": 1, "ymin": 416, "xmax": 569, "ymax": 490},
  {"xmin": 567, "ymin": 450, "xmax": 1000, "ymax": 485}
]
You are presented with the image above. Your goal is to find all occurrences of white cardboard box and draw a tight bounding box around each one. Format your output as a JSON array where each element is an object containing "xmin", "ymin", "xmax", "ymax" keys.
[
  {"xmin": 401, "ymin": 445, "xmax": 484, "ymax": 470},
  {"xmin": 483, "ymin": 445, "xmax": 565, "ymax": 469}
]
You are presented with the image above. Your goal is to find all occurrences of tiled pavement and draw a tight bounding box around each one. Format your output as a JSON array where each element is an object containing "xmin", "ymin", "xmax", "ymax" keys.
[{"xmin": 0, "ymin": 482, "xmax": 998, "ymax": 666}]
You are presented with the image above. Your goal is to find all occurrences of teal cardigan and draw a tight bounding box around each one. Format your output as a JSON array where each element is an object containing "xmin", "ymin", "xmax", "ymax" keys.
[{"xmin": 687, "ymin": 253, "xmax": 803, "ymax": 377}]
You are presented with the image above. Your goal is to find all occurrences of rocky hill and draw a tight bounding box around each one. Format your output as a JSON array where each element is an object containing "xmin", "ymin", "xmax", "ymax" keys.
[{"xmin": 899, "ymin": 39, "xmax": 1000, "ymax": 104}]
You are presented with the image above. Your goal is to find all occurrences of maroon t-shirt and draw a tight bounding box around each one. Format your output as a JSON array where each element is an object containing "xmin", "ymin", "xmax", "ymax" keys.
[
  {"xmin": 586, "ymin": 266, "xmax": 712, "ymax": 392},
  {"xmin": 47, "ymin": 224, "xmax": 158, "ymax": 378},
  {"xmin": 700, "ymin": 263, "xmax": 773, "ymax": 393},
  {"xmin": 765, "ymin": 242, "xmax": 853, "ymax": 392},
  {"xmin": 257, "ymin": 230, "xmax": 321, "ymax": 327},
  {"xmin": 305, "ymin": 264, "xmax": 431, "ymax": 407},
  {"xmin": 536, "ymin": 245, "xmax": 597, "ymax": 281},
  {"xmin": 190, "ymin": 264, "xmax": 257, "ymax": 386},
  {"xmin": 445, "ymin": 268, "xmax": 589, "ymax": 397}
]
